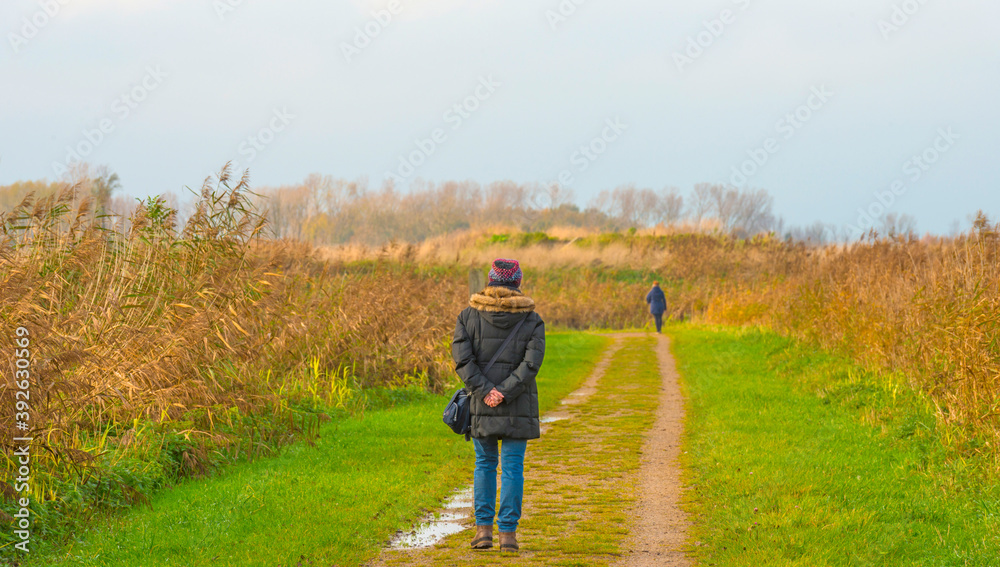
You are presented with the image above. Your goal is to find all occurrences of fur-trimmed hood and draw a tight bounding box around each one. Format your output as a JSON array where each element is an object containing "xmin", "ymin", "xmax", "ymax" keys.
[{"xmin": 470, "ymin": 286, "xmax": 535, "ymax": 314}]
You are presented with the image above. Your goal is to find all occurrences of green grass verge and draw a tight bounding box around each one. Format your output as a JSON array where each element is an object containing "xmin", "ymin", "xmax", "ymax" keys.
[
  {"xmin": 31, "ymin": 332, "xmax": 611, "ymax": 567},
  {"xmin": 670, "ymin": 325, "xmax": 1000, "ymax": 566}
]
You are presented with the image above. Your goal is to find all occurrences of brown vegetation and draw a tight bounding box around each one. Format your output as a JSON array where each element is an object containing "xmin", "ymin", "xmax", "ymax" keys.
[
  {"xmin": 705, "ymin": 215, "xmax": 1000, "ymax": 468},
  {"xmin": 325, "ymin": 218, "xmax": 1000, "ymax": 468},
  {"xmin": 0, "ymin": 168, "xmax": 464, "ymax": 541},
  {"xmin": 1, "ymin": 165, "xmax": 996, "ymax": 545},
  {"xmin": 322, "ymin": 227, "xmax": 807, "ymax": 328}
]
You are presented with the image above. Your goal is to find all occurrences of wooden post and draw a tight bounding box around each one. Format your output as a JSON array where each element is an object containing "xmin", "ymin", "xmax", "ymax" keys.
[{"xmin": 469, "ymin": 268, "xmax": 487, "ymax": 296}]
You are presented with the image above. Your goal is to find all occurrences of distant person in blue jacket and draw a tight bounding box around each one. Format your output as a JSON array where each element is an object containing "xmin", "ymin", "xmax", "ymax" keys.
[{"xmin": 646, "ymin": 281, "xmax": 667, "ymax": 333}]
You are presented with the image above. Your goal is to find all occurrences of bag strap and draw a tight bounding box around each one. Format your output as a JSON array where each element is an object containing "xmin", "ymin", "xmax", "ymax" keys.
[{"xmin": 483, "ymin": 317, "xmax": 526, "ymax": 375}]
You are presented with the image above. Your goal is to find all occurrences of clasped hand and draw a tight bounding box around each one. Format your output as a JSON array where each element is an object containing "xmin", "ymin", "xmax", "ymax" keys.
[{"xmin": 484, "ymin": 388, "xmax": 504, "ymax": 407}]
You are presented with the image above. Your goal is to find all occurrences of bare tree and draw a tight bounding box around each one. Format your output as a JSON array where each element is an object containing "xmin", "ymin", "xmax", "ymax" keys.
[
  {"xmin": 685, "ymin": 184, "xmax": 775, "ymax": 236},
  {"xmin": 592, "ymin": 184, "xmax": 660, "ymax": 228},
  {"xmin": 688, "ymin": 183, "xmax": 714, "ymax": 223},
  {"xmin": 109, "ymin": 194, "xmax": 138, "ymax": 221},
  {"xmin": 732, "ymin": 187, "xmax": 776, "ymax": 236},
  {"xmin": 787, "ymin": 221, "xmax": 835, "ymax": 245},
  {"xmin": 654, "ymin": 186, "xmax": 684, "ymax": 226},
  {"xmin": 708, "ymin": 185, "xmax": 740, "ymax": 230},
  {"xmin": 882, "ymin": 213, "xmax": 917, "ymax": 237},
  {"xmin": 547, "ymin": 183, "xmax": 574, "ymax": 209},
  {"xmin": 614, "ymin": 184, "xmax": 643, "ymax": 227},
  {"xmin": 91, "ymin": 166, "xmax": 121, "ymax": 217}
]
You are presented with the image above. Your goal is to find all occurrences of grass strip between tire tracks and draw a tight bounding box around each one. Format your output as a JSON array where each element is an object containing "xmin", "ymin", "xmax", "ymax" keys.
[{"xmin": 376, "ymin": 335, "xmax": 663, "ymax": 567}]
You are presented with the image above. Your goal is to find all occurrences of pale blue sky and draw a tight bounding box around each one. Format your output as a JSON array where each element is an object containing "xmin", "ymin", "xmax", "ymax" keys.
[{"xmin": 2, "ymin": 0, "xmax": 998, "ymax": 234}]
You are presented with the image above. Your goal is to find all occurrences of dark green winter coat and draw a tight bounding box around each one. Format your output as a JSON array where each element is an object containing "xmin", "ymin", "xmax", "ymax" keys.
[{"xmin": 452, "ymin": 285, "xmax": 545, "ymax": 440}]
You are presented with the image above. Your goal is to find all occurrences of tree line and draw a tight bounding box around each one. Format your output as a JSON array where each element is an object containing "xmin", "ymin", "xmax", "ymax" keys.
[
  {"xmin": 3, "ymin": 165, "xmax": 924, "ymax": 245},
  {"xmin": 255, "ymin": 175, "xmax": 797, "ymax": 244}
]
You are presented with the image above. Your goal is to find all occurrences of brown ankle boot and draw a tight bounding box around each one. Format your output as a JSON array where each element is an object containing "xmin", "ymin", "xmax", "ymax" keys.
[
  {"xmin": 471, "ymin": 524, "xmax": 493, "ymax": 550},
  {"xmin": 498, "ymin": 531, "xmax": 518, "ymax": 553}
]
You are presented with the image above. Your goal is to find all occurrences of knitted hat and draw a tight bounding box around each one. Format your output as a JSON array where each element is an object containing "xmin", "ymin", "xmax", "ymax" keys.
[{"xmin": 488, "ymin": 258, "xmax": 522, "ymax": 289}]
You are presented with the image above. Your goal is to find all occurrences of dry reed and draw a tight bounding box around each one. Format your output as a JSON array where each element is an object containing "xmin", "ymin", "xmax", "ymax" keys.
[{"xmin": 0, "ymin": 166, "xmax": 465, "ymax": 545}]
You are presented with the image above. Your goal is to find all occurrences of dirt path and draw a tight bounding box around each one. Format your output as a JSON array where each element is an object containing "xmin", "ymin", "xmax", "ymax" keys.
[
  {"xmin": 616, "ymin": 335, "xmax": 690, "ymax": 566},
  {"xmin": 535, "ymin": 336, "xmax": 626, "ymax": 428},
  {"xmin": 369, "ymin": 334, "xmax": 689, "ymax": 567}
]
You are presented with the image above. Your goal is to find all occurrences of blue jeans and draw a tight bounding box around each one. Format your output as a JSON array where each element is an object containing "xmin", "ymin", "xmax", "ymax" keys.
[
  {"xmin": 473, "ymin": 437, "xmax": 527, "ymax": 532},
  {"xmin": 653, "ymin": 313, "xmax": 663, "ymax": 333}
]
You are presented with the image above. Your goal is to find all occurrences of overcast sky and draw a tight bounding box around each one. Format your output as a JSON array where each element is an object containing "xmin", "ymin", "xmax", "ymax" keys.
[{"xmin": 2, "ymin": 0, "xmax": 998, "ymax": 235}]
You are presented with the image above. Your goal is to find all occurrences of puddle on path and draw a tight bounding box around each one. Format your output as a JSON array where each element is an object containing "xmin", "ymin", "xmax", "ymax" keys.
[
  {"xmin": 389, "ymin": 487, "xmax": 473, "ymax": 549},
  {"xmin": 386, "ymin": 378, "xmax": 597, "ymax": 551}
]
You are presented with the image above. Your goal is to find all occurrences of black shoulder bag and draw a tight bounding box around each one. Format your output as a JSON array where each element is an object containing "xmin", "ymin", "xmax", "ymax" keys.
[{"xmin": 443, "ymin": 318, "xmax": 526, "ymax": 441}]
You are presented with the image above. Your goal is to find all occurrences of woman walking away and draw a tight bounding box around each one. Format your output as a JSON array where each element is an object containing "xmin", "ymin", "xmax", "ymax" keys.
[
  {"xmin": 646, "ymin": 281, "xmax": 667, "ymax": 333},
  {"xmin": 452, "ymin": 258, "xmax": 545, "ymax": 553}
]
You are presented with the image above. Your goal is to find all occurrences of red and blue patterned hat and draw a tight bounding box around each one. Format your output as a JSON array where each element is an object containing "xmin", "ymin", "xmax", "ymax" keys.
[{"xmin": 488, "ymin": 258, "xmax": 522, "ymax": 289}]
